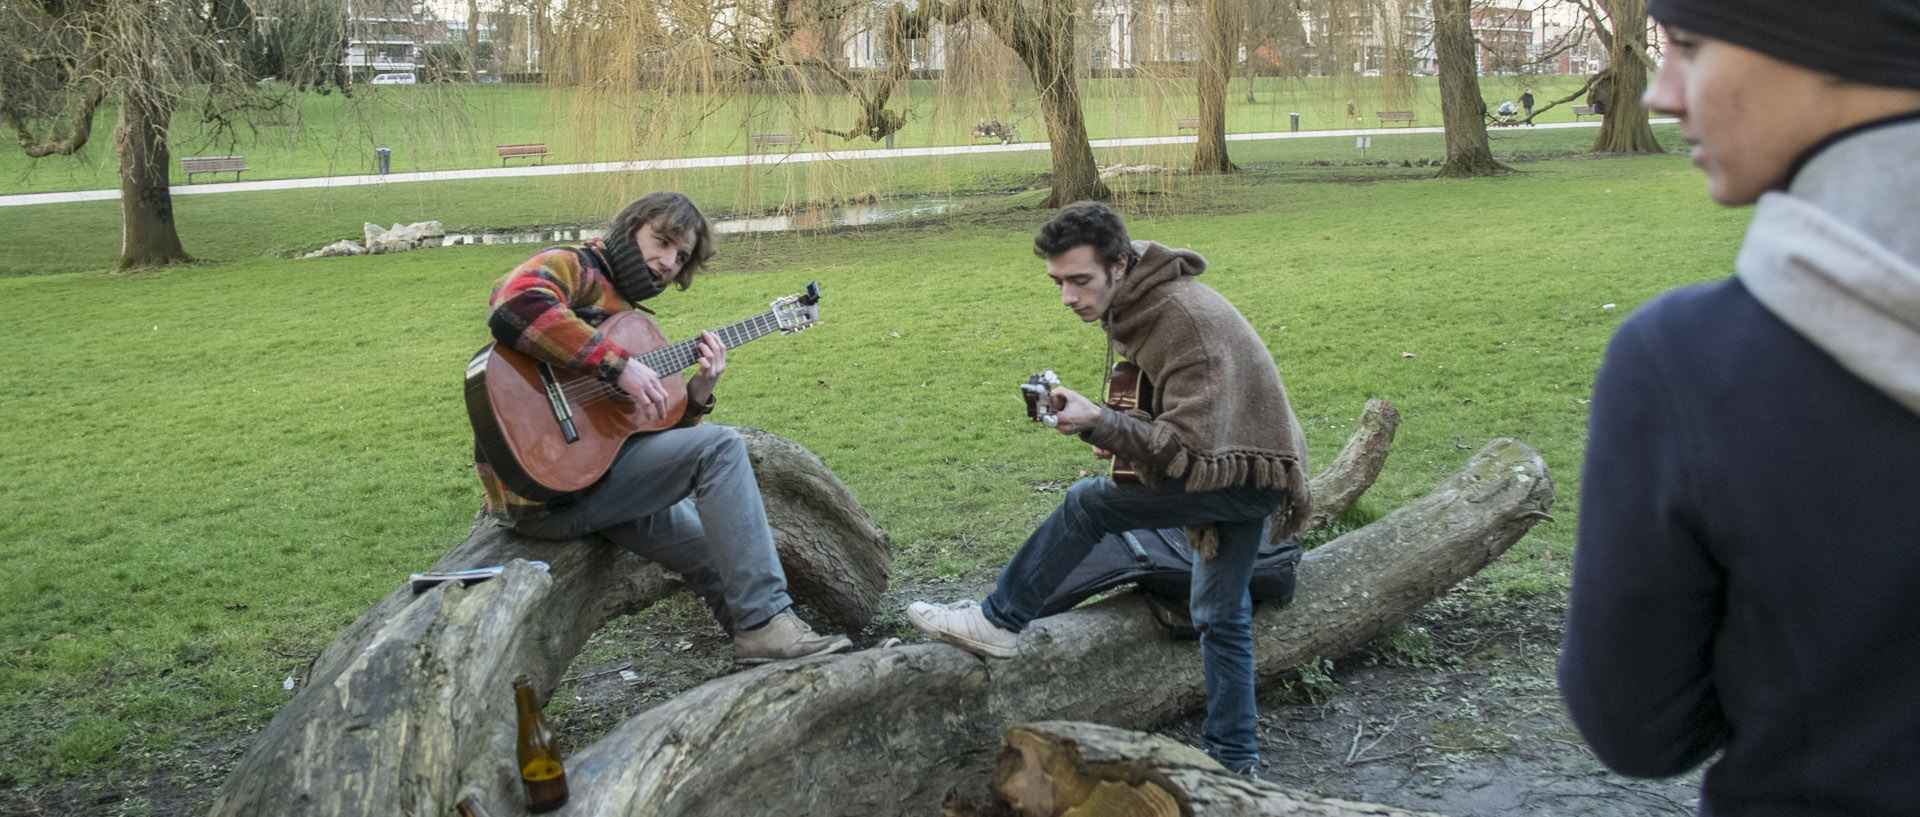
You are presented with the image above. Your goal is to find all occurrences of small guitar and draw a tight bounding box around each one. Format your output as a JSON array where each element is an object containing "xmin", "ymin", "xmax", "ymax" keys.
[
  {"xmin": 467, "ymin": 283, "xmax": 822, "ymax": 499},
  {"xmin": 1021, "ymin": 360, "xmax": 1152, "ymax": 484}
]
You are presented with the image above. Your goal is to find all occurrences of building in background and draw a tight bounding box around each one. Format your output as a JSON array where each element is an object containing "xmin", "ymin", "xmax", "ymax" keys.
[
  {"xmin": 342, "ymin": 0, "xmax": 425, "ymax": 80},
  {"xmin": 1469, "ymin": 6, "xmax": 1532, "ymax": 74}
]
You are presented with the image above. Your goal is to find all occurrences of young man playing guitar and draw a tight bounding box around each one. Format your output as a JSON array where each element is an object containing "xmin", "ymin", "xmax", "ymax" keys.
[
  {"xmin": 909, "ymin": 202, "xmax": 1313, "ymax": 775},
  {"xmin": 474, "ymin": 191, "xmax": 851, "ymax": 664}
]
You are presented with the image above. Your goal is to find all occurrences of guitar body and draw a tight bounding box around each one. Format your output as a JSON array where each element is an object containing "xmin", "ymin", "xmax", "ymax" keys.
[
  {"xmin": 466, "ymin": 310, "xmax": 688, "ymax": 500},
  {"xmin": 1103, "ymin": 360, "xmax": 1151, "ymax": 485}
]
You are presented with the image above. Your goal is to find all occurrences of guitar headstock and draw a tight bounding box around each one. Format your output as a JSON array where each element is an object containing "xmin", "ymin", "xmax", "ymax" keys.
[
  {"xmin": 771, "ymin": 281, "xmax": 822, "ymax": 334},
  {"xmin": 1021, "ymin": 370, "xmax": 1062, "ymax": 427}
]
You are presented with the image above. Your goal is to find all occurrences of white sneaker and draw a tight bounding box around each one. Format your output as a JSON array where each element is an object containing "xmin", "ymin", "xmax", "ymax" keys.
[{"xmin": 908, "ymin": 600, "xmax": 1019, "ymax": 659}]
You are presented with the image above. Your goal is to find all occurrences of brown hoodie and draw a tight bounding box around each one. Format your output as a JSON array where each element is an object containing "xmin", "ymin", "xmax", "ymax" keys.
[{"xmin": 1082, "ymin": 240, "xmax": 1313, "ymax": 552}]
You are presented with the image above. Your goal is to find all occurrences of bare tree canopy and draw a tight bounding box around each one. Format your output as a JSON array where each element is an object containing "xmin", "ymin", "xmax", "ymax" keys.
[{"xmin": 0, "ymin": 0, "xmax": 342, "ymax": 270}]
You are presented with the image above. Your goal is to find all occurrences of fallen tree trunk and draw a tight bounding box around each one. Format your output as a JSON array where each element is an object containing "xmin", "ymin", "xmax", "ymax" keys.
[
  {"xmin": 947, "ymin": 720, "xmax": 1450, "ymax": 817},
  {"xmin": 538, "ymin": 438, "xmax": 1552, "ymax": 817},
  {"xmin": 1298, "ymin": 397, "xmax": 1400, "ymax": 533},
  {"xmin": 207, "ymin": 425, "xmax": 890, "ymax": 817}
]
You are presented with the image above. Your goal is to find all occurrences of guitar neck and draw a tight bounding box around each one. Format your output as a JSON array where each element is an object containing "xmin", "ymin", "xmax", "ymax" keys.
[{"xmin": 631, "ymin": 310, "xmax": 784, "ymax": 374}]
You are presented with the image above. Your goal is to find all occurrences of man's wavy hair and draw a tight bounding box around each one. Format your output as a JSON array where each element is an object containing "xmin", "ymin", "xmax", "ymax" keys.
[
  {"xmin": 1033, "ymin": 202, "xmax": 1132, "ymax": 270},
  {"xmin": 609, "ymin": 192, "xmax": 716, "ymax": 291}
]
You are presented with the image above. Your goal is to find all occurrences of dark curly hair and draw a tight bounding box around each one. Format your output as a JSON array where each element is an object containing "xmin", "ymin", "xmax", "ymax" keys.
[
  {"xmin": 609, "ymin": 192, "xmax": 715, "ymax": 291},
  {"xmin": 1033, "ymin": 202, "xmax": 1132, "ymax": 269}
]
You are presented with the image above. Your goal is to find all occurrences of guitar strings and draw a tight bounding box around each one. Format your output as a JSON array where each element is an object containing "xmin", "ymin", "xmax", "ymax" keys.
[{"xmin": 548, "ymin": 311, "xmax": 787, "ymax": 407}]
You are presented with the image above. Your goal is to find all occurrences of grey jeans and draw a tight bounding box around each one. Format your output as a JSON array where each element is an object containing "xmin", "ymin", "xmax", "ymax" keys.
[{"xmin": 513, "ymin": 423, "xmax": 791, "ymax": 633}]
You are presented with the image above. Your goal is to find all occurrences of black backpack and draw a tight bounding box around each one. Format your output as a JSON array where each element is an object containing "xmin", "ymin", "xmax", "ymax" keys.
[{"xmin": 1039, "ymin": 528, "xmax": 1302, "ymax": 638}]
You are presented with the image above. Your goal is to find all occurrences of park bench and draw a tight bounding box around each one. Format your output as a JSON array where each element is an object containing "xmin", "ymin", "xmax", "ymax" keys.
[
  {"xmin": 1175, "ymin": 117, "xmax": 1200, "ymax": 133},
  {"xmin": 496, "ymin": 143, "xmax": 551, "ymax": 165},
  {"xmin": 1572, "ymin": 104, "xmax": 1599, "ymax": 121},
  {"xmin": 181, "ymin": 155, "xmax": 248, "ymax": 183},
  {"xmin": 750, "ymin": 133, "xmax": 797, "ymax": 151},
  {"xmin": 1376, "ymin": 110, "xmax": 1416, "ymax": 127}
]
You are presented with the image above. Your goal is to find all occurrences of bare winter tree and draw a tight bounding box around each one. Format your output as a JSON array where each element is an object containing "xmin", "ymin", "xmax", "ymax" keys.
[
  {"xmin": 0, "ymin": 0, "xmax": 338, "ymax": 270},
  {"xmin": 1191, "ymin": 0, "xmax": 1244, "ymax": 172},
  {"xmin": 1569, "ymin": 0, "xmax": 1662, "ymax": 152},
  {"xmin": 1429, "ymin": 0, "xmax": 1509, "ymax": 176}
]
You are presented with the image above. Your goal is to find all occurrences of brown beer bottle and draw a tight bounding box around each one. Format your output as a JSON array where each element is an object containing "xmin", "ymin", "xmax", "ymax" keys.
[{"xmin": 513, "ymin": 675, "xmax": 569, "ymax": 812}]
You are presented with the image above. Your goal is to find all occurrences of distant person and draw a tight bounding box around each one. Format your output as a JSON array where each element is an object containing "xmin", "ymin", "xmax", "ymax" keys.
[
  {"xmin": 1519, "ymin": 88, "xmax": 1535, "ymax": 123},
  {"xmin": 1346, "ymin": 98, "xmax": 1358, "ymax": 120},
  {"xmin": 1559, "ymin": 0, "xmax": 1920, "ymax": 815},
  {"xmin": 1589, "ymin": 73, "xmax": 1611, "ymax": 115},
  {"xmin": 907, "ymin": 203, "xmax": 1312, "ymax": 776},
  {"xmin": 473, "ymin": 192, "xmax": 853, "ymax": 665}
]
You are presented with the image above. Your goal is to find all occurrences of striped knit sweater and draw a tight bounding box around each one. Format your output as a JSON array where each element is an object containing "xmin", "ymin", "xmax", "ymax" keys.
[{"xmin": 474, "ymin": 242, "xmax": 712, "ymax": 522}]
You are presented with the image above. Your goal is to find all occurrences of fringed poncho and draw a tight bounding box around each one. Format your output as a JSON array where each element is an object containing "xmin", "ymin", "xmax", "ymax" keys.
[{"xmin": 1084, "ymin": 241, "xmax": 1313, "ymax": 555}]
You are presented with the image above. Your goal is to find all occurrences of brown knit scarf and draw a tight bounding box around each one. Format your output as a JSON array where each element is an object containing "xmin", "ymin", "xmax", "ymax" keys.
[{"xmin": 1103, "ymin": 241, "xmax": 1313, "ymax": 557}]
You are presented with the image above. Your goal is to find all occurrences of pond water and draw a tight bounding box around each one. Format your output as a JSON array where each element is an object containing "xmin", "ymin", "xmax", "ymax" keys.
[{"xmin": 440, "ymin": 196, "xmax": 957, "ymax": 247}]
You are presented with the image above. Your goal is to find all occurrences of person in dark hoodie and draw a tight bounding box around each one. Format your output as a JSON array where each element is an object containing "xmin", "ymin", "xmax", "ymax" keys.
[
  {"xmin": 1559, "ymin": 2, "xmax": 1920, "ymax": 815},
  {"xmin": 908, "ymin": 203, "xmax": 1313, "ymax": 775},
  {"xmin": 475, "ymin": 192, "xmax": 852, "ymax": 665}
]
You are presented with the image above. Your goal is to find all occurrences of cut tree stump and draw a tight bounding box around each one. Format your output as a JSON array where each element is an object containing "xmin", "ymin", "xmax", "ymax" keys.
[
  {"xmin": 944, "ymin": 721, "xmax": 1451, "ymax": 817},
  {"xmin": 211, "ymin": 417, "xmax": 1550, "ymax": 817}
]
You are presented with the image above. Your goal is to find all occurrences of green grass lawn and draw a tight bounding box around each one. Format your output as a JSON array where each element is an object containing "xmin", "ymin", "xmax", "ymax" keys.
[
  {"xmin": 0, "ymin": 74, "xmax": 1595, "ymax": 194},
  {"xmin": 0, "ymin": 129, "xmax": 1746, "ymax": 798}
]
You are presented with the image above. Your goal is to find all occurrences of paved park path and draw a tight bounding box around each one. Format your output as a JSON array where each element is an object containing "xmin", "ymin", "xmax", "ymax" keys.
[{"xmin": 1, "ymin": 119, "xmax": 1665, "ymax": 209}]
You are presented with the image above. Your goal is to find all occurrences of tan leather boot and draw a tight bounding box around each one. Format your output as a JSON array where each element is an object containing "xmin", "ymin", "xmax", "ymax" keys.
[{"xmin": 732, "ymin": 611, "xmax": 853, "ymax": 665}]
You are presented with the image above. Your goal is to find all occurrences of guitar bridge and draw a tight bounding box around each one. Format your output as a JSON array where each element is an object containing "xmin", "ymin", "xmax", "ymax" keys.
[{"xmin": 535, "ymin": 362, "xmax": 580, "ymax": 444}]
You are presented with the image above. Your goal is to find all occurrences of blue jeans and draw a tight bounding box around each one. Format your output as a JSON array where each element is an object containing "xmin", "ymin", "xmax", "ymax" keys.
[
  {"xmin": 513, "ymin": 424, "xmax": 791, "ymax": 634},
  {"xmin": 981, "ymin": 476, "xmax": 1286, "ymax": 773}
]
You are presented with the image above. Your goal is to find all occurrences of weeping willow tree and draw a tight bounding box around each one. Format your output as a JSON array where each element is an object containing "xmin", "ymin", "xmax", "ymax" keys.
[
  {"xmin": 1429, "ymin": 0, "xmax": 1508, "ymax": 176},
  {"xmin": 0, "ymin": 0, "xmax": 342, "ymax": 270},
  {"xmin": 1569, "ymin": 0, "xmax": 1662, "ymax": 153}
]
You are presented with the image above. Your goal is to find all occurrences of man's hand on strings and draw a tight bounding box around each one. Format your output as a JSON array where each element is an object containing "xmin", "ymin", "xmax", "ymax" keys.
[
  {"xmin": 616, "ymin": 360, "xmax": 672, "ymax": 425},
  {"xmin": 688, "ymin": 331, "xmax": 726, "ymax": 406}
]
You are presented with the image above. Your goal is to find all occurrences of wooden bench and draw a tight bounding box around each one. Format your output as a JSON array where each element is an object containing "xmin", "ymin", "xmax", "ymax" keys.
[
  {"xmin": 1175, "ymin": 117, "xmax": 1200, "ymax": 133},
  {"xmin": 1572, "ymin": 104, "xmax": 1599, "ymax": 121},
  {"xmin": 181, "ymin": 155, "xmax": 248, "ymax": 183},
  {"xmin": 496, "ymin": 143, "xmax": 551, "ymax": 165},
  {"xmin": 1376, "ymin": 110, "xmax": 1415, "ymax": 127},
  {"xmin": 750, "ymin": 133, "xmax": 797, "ymax": 151}
]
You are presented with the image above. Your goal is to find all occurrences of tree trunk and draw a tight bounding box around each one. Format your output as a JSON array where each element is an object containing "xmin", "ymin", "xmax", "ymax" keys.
[
  {"xmin": 1592, "ymin": 0, "xmax": 1663, "ymax": 153},
  {"xmin": 466, "ymin": 0, "xmax": 483, "ymax": 81},
  {"xmin": 114, "ymin": 89, "xmax": 191, "ymax": 270},
  {"xmin": 1296, "ymin": 397, "xmax": 1399, "ymax": 533},
  {"xmin": 992, "ymin": 0, "xmax": 1110, "ymax": 206},
  {"xmin": 1429, "ymin": 0, "xmax": 1510, "ymax": 178},
  {"xmin": 1192, "ymin": 0, "xmax": 1241, "ymax": 173},
  {"xmin": 949, "ymin": 721, "xmax": 1452, "ymax": 817},
  {"xmin": 208, "ymin": 426, "xmax": 891, "ymax": 817},
  {"xmin": 211, "ymin": 425, "xmax": 1552, "ymax": 817},
  {"xmin": 507, "ymin": 439, "xmax": 1551, "ymax": 816}
]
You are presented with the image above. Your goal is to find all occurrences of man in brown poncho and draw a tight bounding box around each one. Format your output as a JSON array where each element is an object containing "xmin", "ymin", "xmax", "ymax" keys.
[{"xmin": 909, "ymin": 202, "xmax": 1311, "ymax": 775}]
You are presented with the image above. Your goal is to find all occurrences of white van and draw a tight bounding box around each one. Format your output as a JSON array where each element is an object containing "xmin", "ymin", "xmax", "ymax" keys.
[{"xmin": 370, "ymin": 73, "xmax": 416, "ymax": 85}]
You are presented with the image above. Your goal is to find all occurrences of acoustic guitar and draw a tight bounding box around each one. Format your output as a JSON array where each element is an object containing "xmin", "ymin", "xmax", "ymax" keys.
[
  {"xmin": 466, "ymin": 283, "xmax": 821, "ymax": 500},
  {"xmin": 1021, "ymin": 360, "xmax": 1152, "ymax": 484}
]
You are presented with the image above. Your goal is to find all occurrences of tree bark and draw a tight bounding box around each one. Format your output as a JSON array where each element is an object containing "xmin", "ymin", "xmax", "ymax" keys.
[
  {"xmin": 1191, "ymin": 0, "xmax": 1241, "ymax": 174},
  {"xmin": 1429, "ymin": 0, "xmax": 1510, "ymax": 178},
  {"xmin": 212, "ymin": 428, "xmax": 1551, "ymax": 817},
  {"xmin": 1004, "ymin": 2, "xmax": 1110, "ymax": 206},
  {"xmin": 1295, "ymin": 397, "xmax": 1399, "ymax": 533},
  {"xmin": 950, "ymin": 721, "xmax": 1452, "ymax": 817},
  {"xmin": 1592, "ymin": 0, "xmax": 1663, "ymax": 153},
  {"xmin": 114, "ymin": 87, "xmax": 191, "ymax": 270},
  {"xmin": 522, "ymin": 438, "xmax": 1553, "ymax": 816},
  {"xmin": 207, "ymin": 426, "xmax": 891, "ymax": 817}
]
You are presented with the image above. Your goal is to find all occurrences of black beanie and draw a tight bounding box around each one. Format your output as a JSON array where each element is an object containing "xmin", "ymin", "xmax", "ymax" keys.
[{"xmin": 1648, "ymin": 0, "xmax": 1920, "ymax": 89}]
